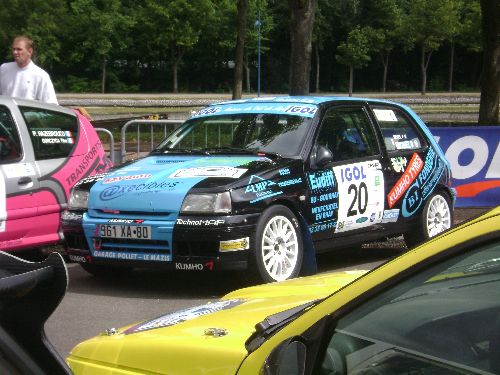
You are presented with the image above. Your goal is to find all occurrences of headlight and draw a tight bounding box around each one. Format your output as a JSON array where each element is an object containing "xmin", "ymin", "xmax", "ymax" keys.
[
  {"xmin": 180, "ymin": 192, "xmax": 231, "ymax": 214},
  {"xmin": 68, "ymin": 188, "xmax": 89, "ymax": 210}
]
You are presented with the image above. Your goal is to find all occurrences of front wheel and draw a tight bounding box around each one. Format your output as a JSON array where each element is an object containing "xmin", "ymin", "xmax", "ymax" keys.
[
  {"xmin": 404, "ymin": 192, "xmax": 453, "ymax": 248},
  {"xmin": 253, "ymin": 205, "xmax": 303, "ymax": 283}
]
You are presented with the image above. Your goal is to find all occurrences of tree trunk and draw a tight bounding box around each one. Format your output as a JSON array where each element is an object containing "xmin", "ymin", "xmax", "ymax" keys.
[
  {"xmin": 478, "ymin": 0, "xmax": 500, "ymax": 124},
  {"xmin": 349, "ymin": 65, "xmax": 354, "ymax": 97},
  {"xmin": 101, "ymin": 59, "xmax": 106, "ymax": 94},
  {"xmin": 420, "ymin": 46, "xmax": 433, "ymax": 95},
  {"xmin": 315, "ymin": 43, "xmax": 320, "ymax": 93},
  {"xmin": 172, "ymin": 49, "xmax": 184, "ymax": 93},
  {"xmin": 381, "ymin": 52, "xmax": 389, "ymax": 93},
  {"xmin": 244, "ymin": 53, "xmax": 251, "ymax": 92},
  {"xmin": 172, "ymin": 59, "xmax": 178, "ymax": 93},
  {"xmin": 288, "ymin": 0, "xmax": 318, "ymax": 95},
  {"xmin": 232, "ymin": 0, "xmax": 248, "ymax": 100},
  {"xmin": 420, "ymin": 46, "xmax": 427, "ymax": 95},
  {"xmin": 448, "ymin": 42, "xmax": 455, "ymax": 92}
]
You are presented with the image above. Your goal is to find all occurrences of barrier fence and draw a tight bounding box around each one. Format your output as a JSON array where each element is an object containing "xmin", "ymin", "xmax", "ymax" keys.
[{"xmin": 431, "ymin": 126, "xmax": 500, "ymax": 208}]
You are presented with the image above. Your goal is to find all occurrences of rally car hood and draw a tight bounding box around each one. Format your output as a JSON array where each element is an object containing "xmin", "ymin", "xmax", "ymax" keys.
[
  {"xmin": 68, "ymin": 270, "xmax": 367, "ymax": 374},
  {"xmin": 86, "ymin": 154, "xmax": 280, "ymax": 213}
]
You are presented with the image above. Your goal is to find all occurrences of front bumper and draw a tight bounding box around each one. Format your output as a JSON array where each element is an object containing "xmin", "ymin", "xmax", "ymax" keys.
[{"xmin": 61, "ymin": 210, "xmax": 260, "ymax": 272}]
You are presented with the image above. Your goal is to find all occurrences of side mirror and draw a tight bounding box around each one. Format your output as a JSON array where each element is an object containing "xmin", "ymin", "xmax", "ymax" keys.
[
  {"xmin": 314, "ymin": 145, "xmax": 333, "ymax": 168},
  {"xmin": 264, "ymin": 339, "xmax": 307, "ymax": 375}
]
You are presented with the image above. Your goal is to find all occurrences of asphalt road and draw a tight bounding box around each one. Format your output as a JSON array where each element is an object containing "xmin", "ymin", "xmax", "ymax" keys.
[{"xmin": 45, "ymin": 207, "xmax": 490, "ymax": 360}]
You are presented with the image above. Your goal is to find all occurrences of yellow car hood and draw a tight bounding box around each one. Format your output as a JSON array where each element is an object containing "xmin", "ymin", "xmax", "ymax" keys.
[{"xmin": 68, "ymin": 270, "xmax": 366, "ymax": 375}]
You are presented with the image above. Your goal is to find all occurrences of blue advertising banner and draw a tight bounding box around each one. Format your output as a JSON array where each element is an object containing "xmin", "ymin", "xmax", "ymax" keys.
[{"xmin": 431, "ymin": 127, "xmax": 500, "ymax": 207}]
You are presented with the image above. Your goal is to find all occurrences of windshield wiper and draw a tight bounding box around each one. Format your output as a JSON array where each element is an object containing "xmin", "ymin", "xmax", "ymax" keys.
[
  {"xmin": 254, "ymin": 150, "xmax": 283, "ymax": 159},
  {"xmin": 151, "ymin": 148, "xmax": 211, "ymax": 155},
  {"xmin": 198, "ymin": 147, "xmax": 253, "ymax": 154},
  {"xmin": 245, "ymin": 299, "xmax": 322, "ymax": 352}
]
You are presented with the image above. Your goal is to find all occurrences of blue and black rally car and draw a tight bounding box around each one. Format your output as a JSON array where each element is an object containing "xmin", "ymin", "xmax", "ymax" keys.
[{"xmin": 62, "ymin": 96, "xmax": 455, "ymax": 282}]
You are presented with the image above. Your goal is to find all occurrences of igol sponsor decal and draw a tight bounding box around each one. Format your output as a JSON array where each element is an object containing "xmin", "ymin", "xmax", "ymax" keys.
[
  {"xmin": 176, "ymin": 218, "xmax": 225, "ymax": 226},
  {"xmin": 124, "ymin": 299, "xmax": 243, "ymax": 334},
  {"xmin": 219, "ymin": 237, "xmax": 250, "ymax": 252},
  {"xmin": 339, "ymin": 165, "xmax": 367, "ymax": 183},
  {"xmin": 99, "ymin": 181, "xmax": 180, "ymax": 200},
  {"xmin": 283, "ymin": 105, "xmax": 317, "ymax": 116}
]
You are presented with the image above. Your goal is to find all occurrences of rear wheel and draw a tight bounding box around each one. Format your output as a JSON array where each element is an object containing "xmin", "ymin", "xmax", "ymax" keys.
[
  {"xmin": 253, "ymin": 205, "xmax": 303, "ymax": 283},
  {"xmin": 404, "ymin": 192, "xmax": 453, "ymax": 248}
]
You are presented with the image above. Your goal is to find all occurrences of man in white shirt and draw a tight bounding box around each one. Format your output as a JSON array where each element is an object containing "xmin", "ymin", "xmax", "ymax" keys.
[{"xmin": 0, "ymin": 36, "xmax": 58, "ymax": 104}]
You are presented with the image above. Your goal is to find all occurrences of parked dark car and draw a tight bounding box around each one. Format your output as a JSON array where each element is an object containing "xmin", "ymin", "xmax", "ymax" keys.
[
  {"xmin": 0, "ymin": 251, "xmax": 71, "ymax": 374},
  {"xmin": 62, "ymin": 96, "xmax": 455, "ymax": 282}
]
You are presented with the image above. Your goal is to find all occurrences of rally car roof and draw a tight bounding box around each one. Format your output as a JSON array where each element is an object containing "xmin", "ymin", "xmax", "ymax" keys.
[{"xmin": 213, "ymin": 96, "xmax": 398, "ymax": 107}]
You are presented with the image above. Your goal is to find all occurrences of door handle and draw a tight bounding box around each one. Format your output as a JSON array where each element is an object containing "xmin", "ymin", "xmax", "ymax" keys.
[{"xmin": 18, "ymin": 176, "xmax": 33, "ymax": 185}]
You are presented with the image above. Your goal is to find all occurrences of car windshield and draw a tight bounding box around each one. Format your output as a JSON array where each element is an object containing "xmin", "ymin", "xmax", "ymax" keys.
[
  {"xmin": 152, "ymin": 113, "xmax": 312, "ymax": 158},
  {"xmin": 321, "ymin": 240, "xmax": 500, "ymax": 374}
]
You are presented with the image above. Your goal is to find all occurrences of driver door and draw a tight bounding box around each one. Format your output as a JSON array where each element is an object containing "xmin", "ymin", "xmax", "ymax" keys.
[{"xmin": 306, "ymin": 105, "xmax": 384, "ymax": 243}]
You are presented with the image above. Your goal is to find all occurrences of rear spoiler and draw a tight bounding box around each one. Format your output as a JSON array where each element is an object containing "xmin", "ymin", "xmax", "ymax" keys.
[{"xmin": 0, "ymin": 251, "xmax": 72, "ymax": 374}]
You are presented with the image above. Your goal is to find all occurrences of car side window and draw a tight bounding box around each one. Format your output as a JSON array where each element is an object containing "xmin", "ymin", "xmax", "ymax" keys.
[
  {"xmin": 372, "ymin": 106, "xmax": 425, "ymax": 152},
  {"xmin": 0, "ymin": 106, "xmax": 22, "ymax": 163},
  {"xmin": 317, "ymin": 107, "xmax": 378, "ymax": 162},
  {"xmin": 20, "ymin": 106, "xmax": 79, "ymax": 160},
  {"xmin": 317, "ymin": 240, "xmax": 500, "ymax": 374}
]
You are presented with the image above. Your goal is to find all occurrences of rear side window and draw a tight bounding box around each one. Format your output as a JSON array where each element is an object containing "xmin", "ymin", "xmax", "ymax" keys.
[
  {"xmin": 372, "ymin": 107, "xmax": 425, "ymax": 152},
  {"xmin": 0, "ymin": 106, "xmax": 22, "ymax": 163},
  {"xmin": 21, "ymin": 107, "xmax": 78, "ymax": 160}
]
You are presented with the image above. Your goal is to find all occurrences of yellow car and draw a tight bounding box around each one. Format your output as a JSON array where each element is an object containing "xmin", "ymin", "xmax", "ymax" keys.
[{"xmin": 68, "ymin": 207, "xmax": 500, "ymax": 375}]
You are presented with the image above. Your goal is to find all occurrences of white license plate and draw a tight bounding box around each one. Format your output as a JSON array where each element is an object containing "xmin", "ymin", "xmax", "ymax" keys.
[{"xmin": 99, "ymin": 224, "xmax": 151, "ymax": 240}]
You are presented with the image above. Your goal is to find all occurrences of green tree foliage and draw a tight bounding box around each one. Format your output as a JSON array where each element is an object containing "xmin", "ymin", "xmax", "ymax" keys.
[
  {"xmin": 68, "ymin": 0, "xmax": 135, "ymax": 93},
  {"xmin": 138, "ymin": 0, "xmax": 215, "ymax": 93},
  {"xmin": 0, "ymin": 0, "xmax": 69, "ymax": 69},
  {"xmin": 402, "ymin": 0, "xmax": 461, "ymax": 95},
  {"xmin": 336, "ymin": 27, "xmax": 372, "ymax": 96},
  {"xmin": 359, "ymin": 0, "xmax": 403, "ymax": 92},
  {"xmin": 0, "ymin": 0, "xmax": 491, "ymax": 102}
]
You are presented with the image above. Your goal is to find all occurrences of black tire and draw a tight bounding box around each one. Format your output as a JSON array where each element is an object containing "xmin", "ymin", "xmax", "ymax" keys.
[
  {"xmin": 253, "ymin": 205, "xmax": 303, "ymax": 283},
  {"xmin": 80, "ymin": 263, "xmax": 133, "ymax": 277},
  {"xmin": 404, "ymin": 191, "xmax": 453, "ymax": 249}
]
